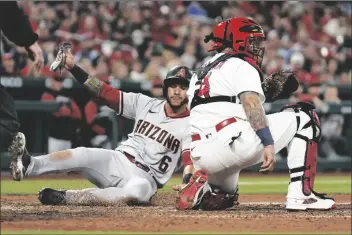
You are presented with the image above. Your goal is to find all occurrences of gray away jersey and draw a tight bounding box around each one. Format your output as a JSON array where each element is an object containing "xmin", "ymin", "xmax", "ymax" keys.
[{"xmin": 116, "ymin": 92, "xmax": 190, "ymax": 186}]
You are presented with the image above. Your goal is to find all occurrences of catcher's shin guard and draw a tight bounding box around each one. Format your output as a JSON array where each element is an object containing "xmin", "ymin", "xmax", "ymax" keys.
[
  {"xmin": 290, "ymin": 139, "xmax": 318, "ymax": 196},
  {"xmin": 284, "ymin": 102, "xmax": 335, "ymax": 210},
  {"xmin": 282, "ymin": 102, "xmax": 321, "ymax": 195}
]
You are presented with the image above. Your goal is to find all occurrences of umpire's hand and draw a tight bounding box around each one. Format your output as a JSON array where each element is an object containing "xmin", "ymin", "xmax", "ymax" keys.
[{"xmin": 26, "ymin": 42, "xmax": 44, "ymax": 73}]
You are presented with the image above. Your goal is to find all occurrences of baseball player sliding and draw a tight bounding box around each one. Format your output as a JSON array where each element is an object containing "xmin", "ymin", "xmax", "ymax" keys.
[
  {"xmin": 174, "ymin": 17, "xmax": 335, "ymax": 211},
  {"xmin": 9, "ymin": 44, "xmax": 194, "ymax": 206}
]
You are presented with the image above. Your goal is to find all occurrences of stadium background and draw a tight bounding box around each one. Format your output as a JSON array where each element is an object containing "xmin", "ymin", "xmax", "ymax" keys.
[
  {"xmin": 0, "ymin": 1, "xmax": 351, "ymax": 171},
  {"xmin": 1, "ymin": 2, "xmax": 351, "ymax": 234}
]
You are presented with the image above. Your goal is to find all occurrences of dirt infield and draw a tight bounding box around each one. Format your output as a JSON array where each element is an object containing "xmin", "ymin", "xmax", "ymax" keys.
[{"xmin": 1, "ymin": 193, "xmax": 351, "ymax": 233}]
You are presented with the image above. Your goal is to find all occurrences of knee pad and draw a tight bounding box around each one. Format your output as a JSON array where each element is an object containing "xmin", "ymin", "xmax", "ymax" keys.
[
  {"xmin": 282, "ymin": 102, "xmax": 321, "ymax": 196},
  {"xmin": 281, "ymin": 101, "xmax": 321, "ymax": 141}
]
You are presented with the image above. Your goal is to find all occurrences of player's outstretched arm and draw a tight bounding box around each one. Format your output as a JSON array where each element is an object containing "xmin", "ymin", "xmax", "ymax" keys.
[
  {"xmin": 239, "ymin": 91, "xmax": 276, "ymax": 173},
  {"xmin": 50, "ymin": 45, "xmax": 121, "ymax": 112},
  {"xmin": 172, "ymin": 149, "xmax": 194, "ymax": 191}
]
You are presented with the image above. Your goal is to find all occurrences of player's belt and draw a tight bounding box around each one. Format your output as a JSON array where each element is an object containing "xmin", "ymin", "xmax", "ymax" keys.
[
  {"xmin": 124, "ymin": 152, "xmax": 151, "ymax": 172},
  {"xmin": 123, "ymin": 152, "xmax": 163, "ymax": 189},
  {"xmin": 191, "ymin": 117, "xmax": 237, "ymax": 141}
]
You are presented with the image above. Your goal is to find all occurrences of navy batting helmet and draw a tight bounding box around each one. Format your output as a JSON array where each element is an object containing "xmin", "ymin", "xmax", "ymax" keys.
[{"xmin": 163, "ymin": 66, "xmax": 193, "ymax": 98}]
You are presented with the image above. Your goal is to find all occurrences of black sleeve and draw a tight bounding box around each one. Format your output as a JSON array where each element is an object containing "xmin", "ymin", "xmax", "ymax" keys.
[{"xmin": 0, "ymin": 2, "xmax": 38, "ymax": 47}]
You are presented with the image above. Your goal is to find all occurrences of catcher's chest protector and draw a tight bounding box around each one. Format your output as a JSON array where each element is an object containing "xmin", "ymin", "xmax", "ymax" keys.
[
  {"xmin": 196, "ymin": 52, "xmax": 264, "ymax": 84},
  {"xmin": 191, "ymin": 52, "xmax": 264, "ymax": 109}
]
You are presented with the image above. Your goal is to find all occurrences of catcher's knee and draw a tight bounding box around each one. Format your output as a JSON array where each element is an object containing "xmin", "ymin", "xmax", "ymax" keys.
[{"xmin": 281, "ymin": 101, "xmax": 321, "ymax": 141}]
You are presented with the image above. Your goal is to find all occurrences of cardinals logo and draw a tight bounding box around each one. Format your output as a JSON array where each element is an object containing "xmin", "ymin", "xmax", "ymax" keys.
[{"xmin": 176, "ymin": 68, "xmax": 186, "ymax": 78}]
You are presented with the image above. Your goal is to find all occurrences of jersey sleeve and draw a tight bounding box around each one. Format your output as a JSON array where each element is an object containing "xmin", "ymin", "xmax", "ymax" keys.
[
  {"xmin": 226, "ymin": 60, "xmax": 266, "ymax": 102},
  {"xmin": 119, "ymin": 92, "xmax": 153, "ymax": 119}
]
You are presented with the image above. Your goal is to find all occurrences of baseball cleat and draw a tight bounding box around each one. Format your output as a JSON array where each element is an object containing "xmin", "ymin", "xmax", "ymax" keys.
[
  {"xmin": 176, "ymin": 169, "xmax": 209, "ymax": 210},
  {"xmin": 286, "ymin": 183, "xmax": 335, "ymax": 211},
  {"xmin": 8, "ymin": 132, "xmax": 27, "ymax": 181},
  {"xmin": 38, "ymin": 188, "xmax": 67, "ymax": 205}
]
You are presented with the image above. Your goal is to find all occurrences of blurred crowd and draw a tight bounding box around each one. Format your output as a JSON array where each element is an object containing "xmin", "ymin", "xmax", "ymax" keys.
[
  {"xmin": 1, "ymin": 2, "xmax": 351, "ymax": 84},
  {"xmin": 0, "ymin": 1, "xmax": 351, "ymax": 156}
]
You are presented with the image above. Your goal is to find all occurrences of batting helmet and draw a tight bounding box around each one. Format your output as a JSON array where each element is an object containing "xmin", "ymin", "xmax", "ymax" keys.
[
  {"xmin": 163, "ymin": 66, "xmax": 192, "ymax": 98},
  {"xmin": 204, "ymin": 17, "xmax": 266, "ymax": 67}
]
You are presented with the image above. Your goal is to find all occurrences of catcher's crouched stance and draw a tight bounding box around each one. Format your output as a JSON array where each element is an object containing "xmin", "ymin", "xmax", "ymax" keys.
[
  {"xmin": 9, "ymin": 43, "xmax": 195, "ymax": 206},
  {"xmin": 172, "ymin": 70, "xmax": 299, "ymax": 211},
  {"xmin": 174, "ymin": 17, "xmax": 335, "ymax": 211}
]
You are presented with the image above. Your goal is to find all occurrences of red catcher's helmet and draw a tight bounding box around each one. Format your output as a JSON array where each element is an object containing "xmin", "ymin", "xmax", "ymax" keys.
[{"xmin": 204, "ymin": 17, "xmax": 266, "ymax": 67}]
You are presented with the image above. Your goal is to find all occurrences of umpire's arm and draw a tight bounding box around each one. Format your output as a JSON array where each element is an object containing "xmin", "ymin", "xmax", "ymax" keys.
[{"xmin": 0, "ymin": 2, "xmax": 38, "ymax": 47}]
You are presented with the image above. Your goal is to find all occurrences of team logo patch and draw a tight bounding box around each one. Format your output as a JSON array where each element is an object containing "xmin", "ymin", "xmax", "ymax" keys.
[
  {"xmin": 177, "ymin": 68, "xmax": 186, "ymax": 78},
  {"xmin": 303, "ymin": 198, "xmax": 318, "ymax": 204}
]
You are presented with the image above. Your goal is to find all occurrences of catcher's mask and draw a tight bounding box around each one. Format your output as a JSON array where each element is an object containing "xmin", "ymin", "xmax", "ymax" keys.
[
  {"xmin": 204, "ymin": 17, "xmax": 266, "ymax": 68},
  {"xmin": 163, "ymin": 66, "xmax": 192, "ymax": 98}
]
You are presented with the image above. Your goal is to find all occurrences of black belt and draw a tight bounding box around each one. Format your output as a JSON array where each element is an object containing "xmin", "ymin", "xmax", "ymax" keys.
[
  {"xmin": 123, "ymin": 152, "xmax": 163, "ymax": 189},
  {"xmin": 190, "ymin": 95, "xmax": 238, "ymax": 109}
]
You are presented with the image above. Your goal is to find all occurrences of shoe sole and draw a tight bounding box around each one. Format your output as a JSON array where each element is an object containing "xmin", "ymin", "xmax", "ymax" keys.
[
  {"xmin": 175, "ymin": 169, "xmax": 208, "ymax": 210},
  {"xmin": 286, "ymin": 202, "xmax": 336, "ymax": 211},
  {"xmin": 9, "ymin": 133, "xmax": 26, "ymax": 181}
]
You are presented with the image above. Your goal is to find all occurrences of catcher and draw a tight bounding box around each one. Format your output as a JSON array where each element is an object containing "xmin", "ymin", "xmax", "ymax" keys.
[{"xmin": 173, "ymin": 17, "xmax": 335, "ymax": 211}]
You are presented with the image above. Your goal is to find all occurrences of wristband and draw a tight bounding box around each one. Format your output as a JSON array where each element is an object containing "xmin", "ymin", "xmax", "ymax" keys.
[
  {"xmin": 69, "ymin": 65, "xmax": 89, "ymax": 84},
  {"xmin": 182, "ymin": 173, "xmax": 193, "ymax": 184},
  {"xmin": 256, "ymin": 127, "xmax": 274, "ymax": 146}
]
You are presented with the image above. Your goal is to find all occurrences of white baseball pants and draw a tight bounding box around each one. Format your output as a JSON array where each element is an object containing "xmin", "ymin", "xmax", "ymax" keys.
[
  {"xmin": 191, "ymin": 109, "xmax": 313, "ymax": 194},
  {"xmin": 25, "ymin": 147, "xmax": 157, "ymax": 205}
]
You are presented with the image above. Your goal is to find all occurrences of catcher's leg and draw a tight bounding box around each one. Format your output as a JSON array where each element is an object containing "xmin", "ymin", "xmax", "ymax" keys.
[{"xmin": 282, "ymin": 102, "xmax": 335, "ymax": 211}]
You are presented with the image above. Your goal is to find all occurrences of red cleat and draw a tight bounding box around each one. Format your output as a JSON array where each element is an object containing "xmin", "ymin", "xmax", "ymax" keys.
[{"xmin": 175, "ymin": 169, "xmax": 209, "ymax": 210}]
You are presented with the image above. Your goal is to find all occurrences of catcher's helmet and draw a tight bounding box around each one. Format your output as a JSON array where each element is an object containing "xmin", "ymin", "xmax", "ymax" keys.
[
  {"xmin": 163, "ymin": 66, "xmax": 192, "ymax": 98},
  {"xmin": 204, "ymin": 17, "xmax": 266, "ymax": 67}
]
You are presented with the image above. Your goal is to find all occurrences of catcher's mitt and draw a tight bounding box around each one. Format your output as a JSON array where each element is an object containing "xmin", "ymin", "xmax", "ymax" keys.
[
  {"xmin": 262, "ymin": 70, "xmax": 299, "ymax": 102},
  {"xmin": 49, "ymin": 42, "xmax": 73, "ymax": 73}
]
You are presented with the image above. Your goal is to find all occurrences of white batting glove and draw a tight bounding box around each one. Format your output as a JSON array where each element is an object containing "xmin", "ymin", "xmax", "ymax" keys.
[{"xmin": 50, "ymin": 42, "xmax": 72, "ymax": 73}]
